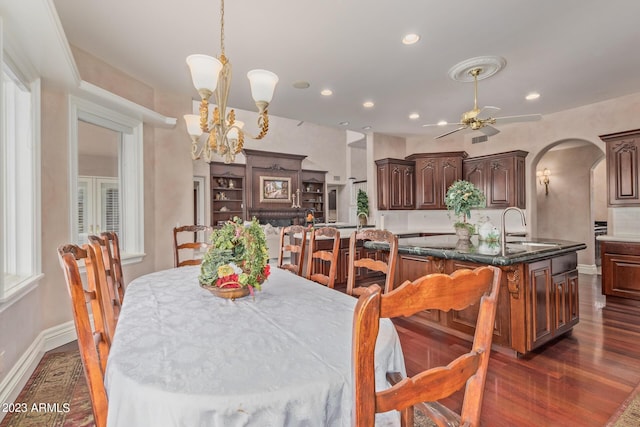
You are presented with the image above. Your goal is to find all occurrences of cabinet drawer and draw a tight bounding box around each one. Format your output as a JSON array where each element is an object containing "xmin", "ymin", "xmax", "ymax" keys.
[{"xmin": 552, "ymin": 252, "xmax": 577, "ymax": 274}]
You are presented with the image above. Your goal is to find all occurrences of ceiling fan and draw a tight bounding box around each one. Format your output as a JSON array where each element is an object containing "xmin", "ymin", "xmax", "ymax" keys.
[{"xmin": 424, "ymin": 67, "xmax": 542, "ymax": 139}]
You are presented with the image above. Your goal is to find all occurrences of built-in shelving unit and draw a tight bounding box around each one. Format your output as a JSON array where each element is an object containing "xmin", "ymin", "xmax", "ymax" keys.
[{"xmin": 210, "ymin": 163, "xmax": 246, "ymax": 227}]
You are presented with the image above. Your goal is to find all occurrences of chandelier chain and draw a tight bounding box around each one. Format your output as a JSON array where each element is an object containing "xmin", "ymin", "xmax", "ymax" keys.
[{"xmin": 219, "ymin": 0, "xmax": 225, "ymax": 56}]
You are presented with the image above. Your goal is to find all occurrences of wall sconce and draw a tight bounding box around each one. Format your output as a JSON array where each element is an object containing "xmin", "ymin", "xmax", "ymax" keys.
[{"xmin": 536, "ymin": 168, "xmax": 551, "ymax": 195}]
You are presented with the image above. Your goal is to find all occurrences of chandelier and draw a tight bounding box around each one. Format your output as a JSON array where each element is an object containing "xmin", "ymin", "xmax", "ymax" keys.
[{"xmin": 184, "ymin": 0, "xmax": 279, "ymax": 163}]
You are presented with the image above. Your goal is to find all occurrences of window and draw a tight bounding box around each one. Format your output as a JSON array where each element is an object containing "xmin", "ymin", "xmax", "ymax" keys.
[
  {"xmin": 68, "ymin": 96, "xmax": 144, "ymax": 262},
  {"xmin": 77, "ymin": 176, "xmax": 120, "ymax": 242},
  {"xmin": 1, "ymin": 62, "xmax": 42, "ymax": 302}
]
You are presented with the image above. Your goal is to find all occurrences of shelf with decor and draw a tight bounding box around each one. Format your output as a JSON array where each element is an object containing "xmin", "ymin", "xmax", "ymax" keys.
[
  {"xmin": 301, "ymin": 169, "xmax": 327, "ymax": 223},
  {"xmin": 210, "ymin": 163, "xmax": 246, "ymax": 227}
]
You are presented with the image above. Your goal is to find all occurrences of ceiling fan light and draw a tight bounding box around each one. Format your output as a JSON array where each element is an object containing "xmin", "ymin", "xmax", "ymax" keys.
[
  {"xmin": 247, "ymin": 69, "xmax": 279, "ymax": 103},
  {"xmin": 186, "ymin": 54, "xmax": 223, "ymax": 94}
]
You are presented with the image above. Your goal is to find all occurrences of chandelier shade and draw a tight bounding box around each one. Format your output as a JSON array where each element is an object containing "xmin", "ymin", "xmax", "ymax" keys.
[
  {"xmin": 247, "ymin": 69, "xmax": 279, "ymax": 105},
  {"xmin": 186, "ymin": 54, "xmax": 223, "ymax": 94},
  {"xmin": 184, "ymin": 0, "xmax": 278, "ymax": 164},
  {"xmin": 183, "ymin": 114, "xmax": 202, "ymax": 138}
]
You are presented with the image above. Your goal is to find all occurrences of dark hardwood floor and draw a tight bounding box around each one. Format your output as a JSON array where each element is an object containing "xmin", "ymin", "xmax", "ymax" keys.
[{"xmin": 392, "ymin": 273, "xmax": 640, "ymax": 426}]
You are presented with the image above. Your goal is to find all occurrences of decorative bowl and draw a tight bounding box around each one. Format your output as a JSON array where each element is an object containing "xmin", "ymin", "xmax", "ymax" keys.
[{"xmin": 200, "ymin": 283, "xmax": 249, "ymax": 300}]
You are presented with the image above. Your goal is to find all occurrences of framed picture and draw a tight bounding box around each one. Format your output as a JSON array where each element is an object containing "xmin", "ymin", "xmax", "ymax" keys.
[{"xmin": 260, "ymin": 176, "xmax": 291, "ymax": 203}]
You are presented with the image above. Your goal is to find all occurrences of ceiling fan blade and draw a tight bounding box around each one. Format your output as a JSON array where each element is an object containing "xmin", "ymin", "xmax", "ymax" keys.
[
  {"xmin": 422, "ymin": 122, "xmax": 462, "ymax": 128},
  {"xmin": 494, "ymin": 113, "xmax": 542, "ymax": 124},
  {"xmin": 479, "ymin": 125, "xmax": 500, "ymax": 137},
  {"xmin": 479, "ymin": 105, "xmax": 501, "ymax": 115},
  {"xmin": 435, "ymin": 126, "xmax": 467, "ymax": 139}
]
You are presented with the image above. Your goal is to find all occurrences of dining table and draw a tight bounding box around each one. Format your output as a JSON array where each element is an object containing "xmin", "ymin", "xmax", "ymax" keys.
[{"xmin": 104, "ymin": 264, "xmax": 406, "ymax": 426}]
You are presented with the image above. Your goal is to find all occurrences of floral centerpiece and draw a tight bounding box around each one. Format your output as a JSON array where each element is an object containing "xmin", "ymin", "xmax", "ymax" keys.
[
  {"xmin": 445, "ymin": 180, "xmax": 486, "ymax": 237},
  {"xmin": 199, "ymin": 217, "xmax": 270, "ymax": 298}
]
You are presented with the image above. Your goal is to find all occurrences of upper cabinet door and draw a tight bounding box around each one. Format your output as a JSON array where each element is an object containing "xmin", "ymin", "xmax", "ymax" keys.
[
  {"xmin": 375, "ymin": 158, "xmax": 415, "ymax": 210},
  {"xmin": 601, "ymin": 130, "xmax": 640, "ymax": 206},
  {"xmin": 463, "ymin": 150, "xmax": 528, "ymax": 209},
  {"xmin": 407, "ymin": 152, "xmax": 466, "ymax": 210}
]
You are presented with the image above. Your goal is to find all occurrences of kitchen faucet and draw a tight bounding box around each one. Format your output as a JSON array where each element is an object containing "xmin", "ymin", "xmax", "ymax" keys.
[{"xmin": 501, "ymin": 207, "xmax": 526, "ymax": 255}]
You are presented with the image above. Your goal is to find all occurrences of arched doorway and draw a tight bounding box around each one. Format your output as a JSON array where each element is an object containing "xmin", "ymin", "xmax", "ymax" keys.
[{"xmin": 531, "ymin": 139, "xmax": 605, "ymax": 273}]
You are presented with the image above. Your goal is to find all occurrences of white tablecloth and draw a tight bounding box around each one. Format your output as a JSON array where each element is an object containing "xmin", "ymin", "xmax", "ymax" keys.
[{"xmin": 105, "ymin": 265, "xmax": 405, "ymax": 427}]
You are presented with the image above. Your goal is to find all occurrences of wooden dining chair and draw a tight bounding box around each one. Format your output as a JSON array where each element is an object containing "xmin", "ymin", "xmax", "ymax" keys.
[
  {"xmin": 86, "ymin": 237, "xmax": 119, "ymax": 343},
  {"xmin": 173, "ymin": 225, "xmax": 212, "ymax": 267},
  {"xmin": 305, "ymin": 227, "xmax": 340, "ymax": 288},
  {"xmin": 352, "ymin": 266, "xmax": 502, "ymax": 427},
  {"xmin": 101, "ymin": 231, "xmax": 125, "ymax": 304},
  {"xmin": 57, "ymin": 244, "xmax": 110, "ymax": 427},
  {"xmin": 88, "ymin": 233, "xmax": 124, "ymax": 316},
  {"xmin": 346, "ymin": 229, "xmax": 398, "ymax": 297},
  {"xmin": 277, "ymin": 225, "xmax": 307, "ymax": 276}
]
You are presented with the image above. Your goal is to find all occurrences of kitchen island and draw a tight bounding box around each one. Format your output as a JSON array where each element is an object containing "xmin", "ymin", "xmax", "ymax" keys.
[{"xmin": 365, "ymin": 235, "xmax": 586, "ymax": 357}]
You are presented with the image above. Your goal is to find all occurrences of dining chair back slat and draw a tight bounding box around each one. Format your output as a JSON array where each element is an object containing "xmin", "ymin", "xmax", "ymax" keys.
[
  {"xmin": 278, "ymin": 225, "xmax": 307, "ymax": 276},
  {"xmin": 86, "ymin": 238, "xmax": 119, "ymax": 343},
  {"xmin": 306, "ymin": 227, "xmax": 340, "ymax": 288},
  {"xmin": 101, "ymin": 231, "xmax": 125, "ymax": 304},
  {"xmin": 173, "ymin": 225, "xmax": 212, "ymax": 267},
  {"xmin": 346, "ymin": 229, "xmax": 398, "ymax": 296},
  {"xmin": 352, "ymin": 266, "xmax": 502, "ymax": 427}
]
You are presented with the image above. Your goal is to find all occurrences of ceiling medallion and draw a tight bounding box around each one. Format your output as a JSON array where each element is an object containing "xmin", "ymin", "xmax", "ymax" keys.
[{"xmin": 448, "ymin": 56, "xmax": 506, "ymax": 82}]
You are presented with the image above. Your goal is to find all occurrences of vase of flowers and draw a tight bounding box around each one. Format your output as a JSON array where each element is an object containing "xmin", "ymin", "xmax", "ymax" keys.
[
  {"xmin": 445, "ymin": 180, "xmax": 486, "ymax": 241},
  {"xmin": 199, "ymin": 217, "xmax": 270, "ymax": 299}
]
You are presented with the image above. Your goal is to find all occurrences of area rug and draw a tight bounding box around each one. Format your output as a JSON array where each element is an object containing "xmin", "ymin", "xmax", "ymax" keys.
[
  {"xmin": 0, "ymin": 350, "xmax": 94, "ymax": 427},
  {"xmin": 606, "ymin": 381, "xmax": 640, "ymax": 427}
]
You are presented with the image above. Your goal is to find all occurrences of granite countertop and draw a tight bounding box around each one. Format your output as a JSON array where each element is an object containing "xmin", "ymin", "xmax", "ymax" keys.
[
  {"xmin": 596, "ymin": 235, "xmax": 640, "ymax": 243},
  {"xmin": 365, "ymin": 235, "xmax": 587, "ymax": 266}
]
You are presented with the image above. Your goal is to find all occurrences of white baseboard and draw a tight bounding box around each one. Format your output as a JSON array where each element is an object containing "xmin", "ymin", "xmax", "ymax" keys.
[
  {"xmin": 0, "ymin": 321, "xmax": 77, "ymax": 421},
  {"xmin": 578, "ymin": 264, "xmax": 599, "ymax": 275}
]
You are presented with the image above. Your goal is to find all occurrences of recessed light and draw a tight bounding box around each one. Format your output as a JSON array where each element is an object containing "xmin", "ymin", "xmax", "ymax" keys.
[
  {"xmin": 321, "ymin": 89, "xmax": 333, "ymax": 96},
  {"xmin": 437, "ymin": 120, "xmax": 448, "ymax": 126},
  {"xmin": 402, "ymin": 33, "xmax": 420, "ymax": 45},
  {"xmin": 292, "ymin": 80, "xmax": 310, "ymax": 89},
  {"xmin": 526, "ymin": 92, "xmax": 540, "ymax": 100},
  {"xmin": 339, "ymin": 121, "xmax": 349, "ymax": 126},
  {"xmin": 409, "ymin": 113, "xmax": 420, "ymax": 120},
  {"xmin": 363, "ymin": 101, "xmax": 374, "ymax": 108},
  {"xmin": 362, "ymin": 126, "xmax": 372, "ymax": 130}
]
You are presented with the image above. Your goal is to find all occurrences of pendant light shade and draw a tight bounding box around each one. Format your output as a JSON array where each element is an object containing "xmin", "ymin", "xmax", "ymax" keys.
[
  {"xmin": 186, "ymin": 54, "xmax": 223, "ymax": 94},
  {"xmin": 247, "ymin": 69, "xmax": 279, "ymax": 103}
]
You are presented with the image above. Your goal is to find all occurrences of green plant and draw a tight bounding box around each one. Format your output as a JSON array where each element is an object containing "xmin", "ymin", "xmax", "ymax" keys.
[
  {"xmin": 198, "ymin": 217, "xmax": 270, "ymax": 293},
  {"xmin": 357, "ymin": 189, "xmax": 369, "ymax": 216},
  {"xmin": 445, "ymin": 180, "xmax": 486, "ymax": 227}
]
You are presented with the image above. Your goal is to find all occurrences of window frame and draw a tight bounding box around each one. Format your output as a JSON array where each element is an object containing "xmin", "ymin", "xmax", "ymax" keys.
[
  {"xmin": 68, "ymin": 96, "xmax": 144, "ymax": 264},
  {"xmin": 0, "ymin": 56, "xmax": 42, "ymax": 304}
]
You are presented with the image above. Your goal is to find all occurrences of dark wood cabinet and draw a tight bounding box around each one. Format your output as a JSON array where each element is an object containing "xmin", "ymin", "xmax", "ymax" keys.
[
  {"xmin": 600, "ymin": 129, "xmax": 640, "ymax": 206},
  {"xmin": 463, "ymin": 150, "xmax": 527, "ymax": 208},
  {"xmin": 526, "ymin": 253, "xmax": 578, "ymax": 350},
  {"xmin": 301, "ymin": 170, "xmax": 326, "ymax": 222},
  {"xmin": 375, "ymin": 158, "xmax": 415, "ymax": 210},
  {"xmin": 405, "ymin": 152, "xmax": 466, "ymax": 210},
  {"xmin": 210, "ymin": 162, "xmax": 246, "ymax": 227},
  {"xmin": 602, "ymin": 241, "xmax": 640, "ymax": 309}
]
